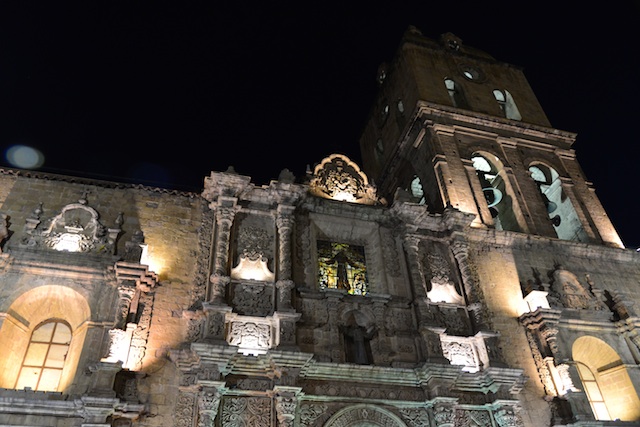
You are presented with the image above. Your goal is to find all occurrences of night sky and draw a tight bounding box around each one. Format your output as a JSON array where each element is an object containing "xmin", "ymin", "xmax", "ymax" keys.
[{"xmin": 2, "ymin": 3, "xmax": 640, "ymax": 247}]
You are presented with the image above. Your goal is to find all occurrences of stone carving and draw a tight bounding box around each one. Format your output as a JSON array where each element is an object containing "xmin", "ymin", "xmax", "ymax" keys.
[
  {"xmin": 456, "ymin": 409, "xmax": 491, "ymax": 427},
  {"xmin": 276, "ymin": 205, "xmax": 295, "ymax": 281},
  {"xmin": 426, "ymin": 253, "xmax": 464, "ymax": 305},
  {"xmin": 220, "ymin": 396, "xmax": 271, "ymax": 427},
  {"xmin": 127, "ymin": 291, "xmax": 154, "ymax": 370},
  {"xmin": 211, "ymin": 202, "xmax": 240, "ymax": 280},
  {"xmin": 433, "ymin": 404, "xmax": 455, "ymax": 426},
  {"xmin": 309, "ymin": 154, "xmax": 381, "ymax": 205},
  {"xmin": 174, "ymin": 391, "xmax": 197, "ymax": 427},
  {"xmin": 399, "ymin": 408, "xmax": 430, "ymax": 427},
  {"xmin": 274, "ymin": 391, "xmax": 298, "ymax": 427},
  {"xmin": 299, "ymin": 403, "xmax": 328, "ymax": 426},
  {"xmin": 381, "ymin": 228, "xmax": 402, "ymax": 277},
  {"xmin": 232, "ymin": 282, "xmax": 274, "ymax": 316},
  {"xmin": 231, "ymin": 225, "xmax": 275, "ymax": 282},
  {"xmin": 227, "ymin": 321, "xmax": 271, "ymax": 354},
  {"xmin": 441, "ymin": 340, "xmax": 477, "ymax": 371},
  {"xmin": 22, "ymin": 198, "xmax": 122, "ymax": 254},
  {"xmin": 324, "ymin": 404, "xmax": 407, "ymax": 427},
  {"xmin": 192, "ymin": 207, "xmax": 214, "ymax": 308},
  {"xmin": 310, "ymin": 383, "xmax": 424, "ymax": 401},
  {"xmin": 550, "ymin": 266, "xmax": 603, "ymax": 310},
  {"xmin": 197, "ymin": 387, "xmax": 222, "ymax": 427},
  {"xmin": 493, "ymin": 407, "xmax": 524, "ymax": 427}
]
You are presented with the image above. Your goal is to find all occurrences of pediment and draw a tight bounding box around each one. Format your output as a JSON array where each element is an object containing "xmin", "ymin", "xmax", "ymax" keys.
[
  {"xmin": 308, "ymin": 154, "xmax": 382, "ymax": 205},
  {"xmin": 21, "ymin": 195, "xmax": 122, "ymax": 255}
]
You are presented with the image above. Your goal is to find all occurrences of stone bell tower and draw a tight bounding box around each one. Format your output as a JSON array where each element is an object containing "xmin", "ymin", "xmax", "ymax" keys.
[{"xmin": 359, "ymin": 26, "xmax": 622, "ymax": 247}]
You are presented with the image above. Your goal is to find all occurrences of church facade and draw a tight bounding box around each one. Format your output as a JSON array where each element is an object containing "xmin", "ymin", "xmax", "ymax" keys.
[{"xmin": 0, "ymin": 26, "xmax": 639, "ymax": 427}]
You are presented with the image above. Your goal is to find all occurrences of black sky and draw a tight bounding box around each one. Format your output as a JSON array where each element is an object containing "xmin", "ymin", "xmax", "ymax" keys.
[{"xmin": 2, "ymin": 3, "xmax": 640, "ymax": 247}]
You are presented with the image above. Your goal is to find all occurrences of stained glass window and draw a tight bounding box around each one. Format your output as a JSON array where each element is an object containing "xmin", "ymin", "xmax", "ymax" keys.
[{"xmin": 317, "ymin": 241, "xmax": 368, "ymax": 295}]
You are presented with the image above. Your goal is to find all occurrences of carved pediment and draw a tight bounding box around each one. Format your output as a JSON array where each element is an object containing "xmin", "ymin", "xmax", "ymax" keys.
[
  {"xmin": 22, "ymin": 194, "xmax": 122, "ymax": 255},
  {"xmin": 308, "ymin": 154, "xmax": 382, "ymax": 205}
]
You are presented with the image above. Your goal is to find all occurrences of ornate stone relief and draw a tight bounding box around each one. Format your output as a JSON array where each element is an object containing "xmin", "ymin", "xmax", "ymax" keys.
[
  {"xmin": 231, "ymin": 224, "xmax": 275, "ymax": 282},
  {"xmin": 425, "ymin": 253, "xmax": 464, "ymax": 305},
  {"xmin": 21, "ymin": 194, "xmax": 122, "ymax": 254},
  {"xmin": 440, "ymin": 334, "xmax": 489, "ymax": 373},
  {"xmin": 299, "ymin": 403, "xmax": 328, "ymax": 426},
  {"xmin": 103, "ymin": 262, "xmax": 158, "ymax": 370},
  {"xmin": 308, "ymin": 154, "xmax": 381, "ymax": 205},
  {"xmin": 227, "ymin": 317, "xmax": 272, "ymax": 355},
  {"xmin": 455, "ymin": 409, "xmax": 491, "ymax": 427},
  {"xmin": 323, "ymin": 404, "xmax": 408, "ymax": 427},
  {"xmin": 231, "ymin": 282, "xmax": 274, "ymax": 316},
  {"xmin": 548, "ymin": 266, "xmax": 605, "ymax": 310},
  {"xmin": 220, "ymin": 396, "xmax": 272, "ymax": 427}
]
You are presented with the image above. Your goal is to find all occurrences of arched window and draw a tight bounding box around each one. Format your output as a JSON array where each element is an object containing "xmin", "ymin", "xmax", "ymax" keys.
[
  {"xmin": 493, "ymin": 89, "xmax": 521, "ymax": 120},
  {"xmin": 444, "ymin": 78, "xmax": 468, "ymax": 108},
  {"xmin": 529, "ymin": 163, "xmax": 588, "ymax": 242},
  {"xmin": 472, "ymin": 153, "xmax": 522, "ymax": 232},
  {"xmin": 15, "ymin": 320, "xmax": 72, "ymax": 391},
  {"xmin": 573, "ymin": 336, "xmax": 640, "ymax": 420},
  {"xmin": 576, "ymin": 362, "xmax": 610, "ymax": 420}
]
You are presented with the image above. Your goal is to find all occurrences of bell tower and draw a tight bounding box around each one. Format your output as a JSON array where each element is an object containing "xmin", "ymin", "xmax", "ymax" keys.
[{"xmin": 359, "ymin": 26, "xmax": 622, "ymax": 247}]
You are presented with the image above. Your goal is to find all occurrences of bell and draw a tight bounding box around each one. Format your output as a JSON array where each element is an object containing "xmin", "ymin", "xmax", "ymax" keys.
[{"xmin": 482, "ymin": 187, "xmax": 503, "ymax": 208}]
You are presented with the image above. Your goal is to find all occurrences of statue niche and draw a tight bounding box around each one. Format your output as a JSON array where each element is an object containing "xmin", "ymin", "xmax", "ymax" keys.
[{"xmin": 340, "ymin": 311, "xmax": 376, "ymax": 365}]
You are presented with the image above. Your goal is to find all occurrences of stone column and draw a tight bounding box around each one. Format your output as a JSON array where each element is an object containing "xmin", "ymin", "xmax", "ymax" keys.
[
  {"xmin": 273, "ymin": 386, "xmax": 301, "ymax": 427},
  {"xmin": 276, "ymin": 205, "xmax": 295, "ymax": 281},
  {"xmin": 402, "ymin": 234, "xmax": 428, "ymax": 300},
  {"xmin": 275, "ymin": 280, "xmax": 295, "ymax": 312},
  {"xmin": 197, "ymin": 384, "xmax": 225, "ymax": 427},
  {"xmin": 209, "ymin": 198, "xmax": 240, "ymax": 304},
  {"xmin": 450, "ymin": 239, "xmax": 489, "ymax": 331}
]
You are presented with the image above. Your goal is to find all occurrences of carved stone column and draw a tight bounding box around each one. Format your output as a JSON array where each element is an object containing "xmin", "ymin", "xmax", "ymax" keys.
[
  {"xmin": 197, "ymin": 384, "xmax": 225, "ymax": 427},
  {"xmin": 276, "ymin": 280, "xmax": 295, "ymax": 312},
  {"xmin": 276, "ymin": 205, "xmax": 295, "ymax": 281},
  {"xmin": 209, "ymin": 198, "xmax": 240, "ymax": 304},
  {"xmin": 450, "ymin": 239, "xmax": 489, "ymax": 330},
  {"xmin": 402, "ymin": 234, "xmax": 428, "ymax": 300},
  {"xmin": 273, "ymin": 386, "xmax": 301, "ymax": 427},
  {"xmin": 209, "ymin": 196, "xmax": 240, "ymax": 305}
]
